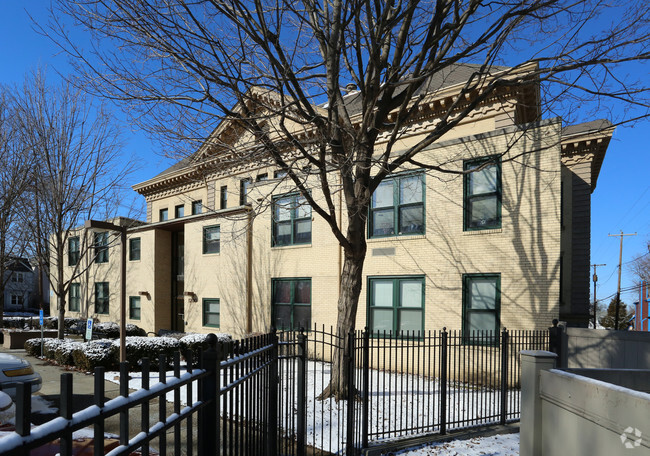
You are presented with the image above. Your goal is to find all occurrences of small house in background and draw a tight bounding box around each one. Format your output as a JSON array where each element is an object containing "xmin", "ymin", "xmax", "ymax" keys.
[{"xmin": 3, "ymin": 257, "xmax": 49, "ymax": 314}]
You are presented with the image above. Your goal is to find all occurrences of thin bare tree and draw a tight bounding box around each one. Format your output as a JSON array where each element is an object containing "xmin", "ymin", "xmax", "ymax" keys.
[
  {"xmin": 47, "ymin": 0, "xmax": 650, "ymax": 397},
  {"xmin": 0, "ymin": 87, "xmax": 33, "ymax": 326},
  {"xmin": 15, "ymin": 71, "xmax": 134, "ymax": 339}
]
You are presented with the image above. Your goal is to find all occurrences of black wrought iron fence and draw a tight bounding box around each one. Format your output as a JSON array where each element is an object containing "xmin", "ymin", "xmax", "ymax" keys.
[{"xmin": 0, "ymin": 327, "xmax": 548, "ymax": 456}]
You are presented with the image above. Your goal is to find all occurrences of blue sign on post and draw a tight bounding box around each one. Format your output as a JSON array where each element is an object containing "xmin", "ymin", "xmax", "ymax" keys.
[
  {"xmin": 85, "ymin": 319, "xmax": 93, "ymax": 341},
  {"xmin": 39, "ymin": 309, "xmax": 43, "ymax": 326}
]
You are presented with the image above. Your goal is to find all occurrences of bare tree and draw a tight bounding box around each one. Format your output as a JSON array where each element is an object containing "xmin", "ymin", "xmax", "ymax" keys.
[
  {"xmin": 0, "ymin": 87, "xmax": 33, "ymax": 326},
  {"xmin": 629, "ymin": 244, "xmax": 650, "ymax": 283},
  {"xmin": 15, "ymin": 71, "xmax": 133, "ymax": 339},
  {"xmin": 47, "ymin": 0, "xmax": 650, "ymax": 397}
]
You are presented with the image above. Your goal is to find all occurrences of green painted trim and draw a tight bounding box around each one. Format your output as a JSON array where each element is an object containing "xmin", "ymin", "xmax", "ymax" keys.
[
  {"xmin": 271, "ymin": 193, "xmax": 312, "ymax": 247},
  {"xmin": 271, "ymin": 277, "xmax": 312, "ymax": 330},
  {"xmin": 94, "ymin": 282, "xmax": 110, "ymax": 315},
  {"xmin": 463, "ymin": 156, "xmax": 502, "ymax": 231},
  {"xmin": 129, "ymin": 296, "xmax": 141, "ymax": 320},
  {"xmin": 368, "ymin": 171, "xmax": 426, "ymax": 239},
  {"xmin": 461, "ymin": 273, "xmax": 501, "ymax": 345},
  {"xmin": 202, "ymin": 298, "xmax": 220, "ymax": 328},
  {"xmin": 367, "ymin": 275, "xmax": 425, "ymax": 337}
]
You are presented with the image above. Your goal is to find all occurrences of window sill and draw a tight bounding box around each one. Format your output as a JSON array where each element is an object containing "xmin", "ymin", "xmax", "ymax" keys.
[
  {"xmin": 367, "ymin": 234, "xmax": 426, "ymax": 243},
  {"xmin": 462, "ymin": 228, "xmax": 503, "ymax": 235},
  {"xmin": 202, "ymin": 252, "xmax": 221, "ymax": 256},
  {"xmin": 271, "ymin": 243, "xmax": 312, "ymax": 250}
]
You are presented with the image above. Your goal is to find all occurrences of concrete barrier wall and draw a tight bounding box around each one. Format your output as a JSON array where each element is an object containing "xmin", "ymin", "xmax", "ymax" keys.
[
  {"xmin": 565, "ymin": 327, "xmax": 650, "ymax": 369},
  {"xmin": 539, "ymin": 369, "xmax": 650, "ymax": 455}
]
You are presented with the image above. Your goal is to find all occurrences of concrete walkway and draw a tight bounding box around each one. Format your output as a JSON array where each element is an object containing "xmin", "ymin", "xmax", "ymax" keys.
[{"xmin": 0, "ymin": 346, "xmax": 187, "ymax": 452}]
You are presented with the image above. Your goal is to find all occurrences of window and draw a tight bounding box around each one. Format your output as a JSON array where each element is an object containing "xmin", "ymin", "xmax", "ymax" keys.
[
  {"xmin": 129, "ymin": 238, "xmax": 141, "ymax": 261},
  {"xmin": 159, "ymin": 208, "xmax": 168, "ymax": 222},
  {"xmin": 11, "ymin": 272, "xmax": 24, "ymax": 283},
  {"xmin": 462, "ymin": 274, "xmax": 500, "ymax": 343},
  {"xmin": 129, "ymin": 296, "xmax": 141, "ymax": 320},
  {"xmin": 10, "ymin": 295, "xmax": 24, "ymax": 307},
  {"xmin": 272, "ymin": 194, "xmax": 311, "ymax": 246},
  {"xmin": 464, "ymin": 157, "xmax": 501, "ymax": 230},
  {"xmin": 203, "ymin": 298, "xmax": 220, "ymax": 328},
  {"xmin": 274, "ymin": 170, "xmax": 287, "ymax": 179},
  {"xmin": 256, "ymin": 173, "xmax": 268, "ymax": 181},
  {"xmin": 95, "ymin": 282, "xmax": 109, "ymax": 314},
  {"xmin": 94, "ymin": 232, "xmax": 109, "ymax": 263},
  {"xmin": 192, "ymin": 200, "xmax": 202, "ymax": 215},
  {"xmin": 203, "ymin": 225, "xmax": 220, "ymax": 254},
  {"xmin": 239, "ymin": 178, "xmax": 251, "ymax": 205},
  {"xmin": 369, "ymin": 173, "xmax": 424, "ymax": 238},
  {"xmin": 368, "ymin": 276, "xmax": 424, "ymax": 335},
  {"xmin": 175, "ymin": 204, "xmax": 185, "ymax": 218},
  {"xmin": 220, "ymin": 186, "xmax": 228, "ymax": 209},
  {"xmin": 68, "ymin": 236, "xmax": 80, "ymax": 266},
  {"xmin": 69, "ymin": 283, "xmax": 81, "ymax": 312},
  {"xmin": 272, "ymin": 279, "xmax": 311, "ymax": 330}
]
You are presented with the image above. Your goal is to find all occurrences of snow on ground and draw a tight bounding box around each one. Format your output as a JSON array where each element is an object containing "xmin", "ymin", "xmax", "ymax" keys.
[
  {"xmin": 106, "ymin": 360, "xmax": 519, "ymax": 454},
  {"xmin": 395, "ymin": 433, "xmax": 519, "ymax": 455}
]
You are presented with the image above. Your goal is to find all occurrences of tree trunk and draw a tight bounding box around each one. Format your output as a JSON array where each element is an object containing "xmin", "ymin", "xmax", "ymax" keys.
[{"xmin": 318, "ymin": 245, "xmax": 366, "ymax": 401}]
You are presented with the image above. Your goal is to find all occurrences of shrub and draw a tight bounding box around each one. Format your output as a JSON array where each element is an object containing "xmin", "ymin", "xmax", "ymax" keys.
[
  {"xmin": 71, "ymin": 339, "xmax": 118, "ymax": 372},
  {"xmin": 24, "ymin": 338, "xmax": 49, "ymax": 356},
  {"xmin": 179, "ymin": 333, "xmax": 232, "ymax": 364},
  {"xmin": 54, "ymin": 341, "xmax": 84, "ymax": 366},
  {"xmin": 116, "ymin": 336, "xmax": 180, "ymax": 370},
  {"xmin": 43, "ymin": 339, "xmax": 69, "ymax": 359},
  {"xmin": 93, "ymin": 322, "xmax": 147, "ymax": 339}
]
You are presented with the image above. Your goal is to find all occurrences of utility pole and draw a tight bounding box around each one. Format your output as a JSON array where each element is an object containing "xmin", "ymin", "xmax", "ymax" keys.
[
  {"xmin": 608, "ymin": 231, "xmax": 637, "ymax": 330},
  {"xmin": 591, "ymin": 263, "xmax": 606, "ymax": 328}
]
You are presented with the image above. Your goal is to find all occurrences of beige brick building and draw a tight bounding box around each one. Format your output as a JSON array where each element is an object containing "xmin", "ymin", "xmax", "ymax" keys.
[{"xmin": 56, "ymin": 64, "xmax": 613, "ymax": 337}]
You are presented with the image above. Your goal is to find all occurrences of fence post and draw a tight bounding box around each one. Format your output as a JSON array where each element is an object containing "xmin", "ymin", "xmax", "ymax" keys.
[
  {"xmin": 61, "ymin": 373, "xmax": 74, "ymax": 456},
  {"xmin": 500, "ymin": 328, "xmax": 509, "ymax": 425},
  {"xmin": 361, "ymin": 327, "xmax": 370, "ymax": 450},
  {"xmin": 297, "ymin": 329, "xmax": 307, "ymax": 456},
  {"xmin": 439, "ymin": 328, "xmax": 448, "ymax": 435},
  {"xmin": 199, "ymin": 334, "xmax": 219, "ymax": 456},
  {"xmin": 267, "ymin": 328, "xmax": 279, "ymax": 456},
  {"xmin": 15, "ymin": 381, "xmax": 31, "ymax": 437},
  {"xmin": 345, "ymin": 330, "xmax": 356, "ymax": 455}
]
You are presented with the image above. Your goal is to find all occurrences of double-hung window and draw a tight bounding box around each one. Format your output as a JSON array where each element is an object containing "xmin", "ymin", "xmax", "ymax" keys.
[
  {"xmin": 69, "ymin": 283, "xmax": 81, "ymax": 312},
  {"xmin": 95, "ymin": 282, "xmax": 109, "ymax": 314},
  {"xmin": 175, "ymin": 204, "xmax": 185, "ymax": 218},
  {"xmin": 240, "ymin": 178, "xmax": 251, "ymax": 205},
  {"xmin": 203, "ymin": 225, "xmax": 220, "ymax": 254},
  {"xmin": 129, "ymin": 296, "xmax": 141, "ymax": 320},
  {"xmin": 94, "ymin": 232, "xmax": 109, "ymax": 263},
  {"xmin": 464, "ymin": 157, "xmax": 501, "ymax": 230},
  {"xmin": 462, "ymin": 274, "xmax": 500, "ymax": 343},
  {"xmin": 192, "ymin": 200, "xmax": 203, "ymax": 215},
  {"xmin": 11, "ymin": 272, "xmax": 23, "ymax": 283},
  {"xmin": 368, "ymin": 276, "xmax": 424, "ymax": 336},
  {"xmin": 272, "ymin": 194, "xmax": 311, "ymax": 246},
  {"xmin": 369, "ymin": 173, "xmax": 424, "ymax": 238},
  {"xmin": 68, "ymin": 236, "xmax": 80, "ymax": 266},
  {"xmin": 159, "ymin": 208, "xmax": 169, "ymax": 222},
  {"xmin": 272, "ymin": 278, "xmax": 311, "ymax": 330},
  {"xmin": 203, "ymin": 298, "xmax": 220, "ymax": 328},
  {"xmin": 129, "ymin": 238, "xmax": 141, "ymax": 261}
]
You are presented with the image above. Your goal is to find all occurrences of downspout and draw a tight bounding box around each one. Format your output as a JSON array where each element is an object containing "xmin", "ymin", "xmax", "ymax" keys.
[
  {"xmin": 246, "ymin": 207, "xmax": 253, "ymax": 334},
  {"xmin": 338, "ymin": 183, "xmax": 342, "ymax": 298}
]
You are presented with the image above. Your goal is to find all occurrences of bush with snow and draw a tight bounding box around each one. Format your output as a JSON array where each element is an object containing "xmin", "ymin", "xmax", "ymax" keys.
[
  {"xmin": 179, "ymin": 333, "xmax": 232, "ymax": 364},
  {"xmin": 116, "ymin": 336, "xmax": 180, "ymax": 369},
  {"xmin": 72, "ymin": 339, "xmax": 119, "ymax": 372}
]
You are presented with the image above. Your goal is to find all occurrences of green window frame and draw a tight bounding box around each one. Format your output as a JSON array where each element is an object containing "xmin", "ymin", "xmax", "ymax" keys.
[
  {"xmin": 240, "ymin": 178, "xmax": 251, "ymax": 205},
  {"xmin": 464, "ymin": 157, "xmax": 501, "ymax": 230},
  {"xmin": 369, "ymin": 172, "xmax": 425, "ymax": 238},
  {"xmin": 129, "ymin": 296, "xmax": 141, "ymax": 320},
  {"xmin": 462, "ymin": 274, "xmax": 501, "ymax": 344},
  {"xmin": 272, "ymin": 193, "xmax": 311, "ymax": 246},
  {"xmin": 129, "ymin": 237, "xmax": 141, "ymax": 261},
  {"xmin": 159, "ymin": 208, "xmax": 168, "ymax": 221},
  {"xmin": 271, "ymin": 278, "xmax": 311, "ymax": 330},
  {"xmin": 192, "ymin": 200, "xmax": 203, "ymax": 215},
  {"xmin": 220, "ymin": 186, "xmax": 228, "ymax": 209},
  {"xmin": 94, "ymin": 232, "xmax": 109, "ymax": 263},
  {"xmin": 203, "ymin": 225, "xmax": 220, "ymax": 254},
  {"xmin": 95, "ymin": 282, "xmax": 109, "ymax": 315},
  {"xmin": 69, "ymin": 283, "xmax": 81, "ymax": 312},
  {"xmin": 203, "ymin": 298, "xmax": 220, "ymax": 328},
  {"xmin": 368, "ymin": 276, "xmax": 424, "ymax": 336},
  {"xmin": 68, "ymin": 236, "xmax": 80, "ymax": 266}
]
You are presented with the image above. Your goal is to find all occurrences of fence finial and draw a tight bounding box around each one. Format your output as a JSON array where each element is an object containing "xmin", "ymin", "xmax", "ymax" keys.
[{"xmin": 206, "ymin": 333, "xmax": 217, "ymax": 350}]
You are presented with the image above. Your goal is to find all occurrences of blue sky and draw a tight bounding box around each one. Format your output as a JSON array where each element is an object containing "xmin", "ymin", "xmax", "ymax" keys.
[{"xmin": 1, "ymin": 2, "xmax": 648, "ymax": 314}]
